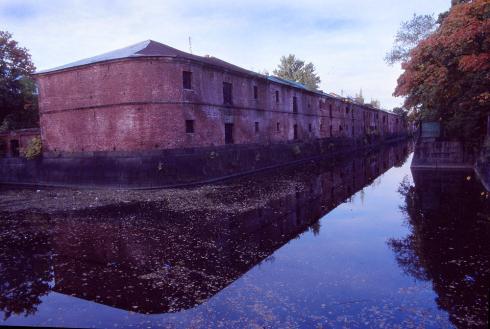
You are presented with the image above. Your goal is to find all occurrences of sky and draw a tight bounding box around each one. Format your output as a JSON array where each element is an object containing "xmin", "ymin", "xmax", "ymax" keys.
[{"xmin": 1, "ymin": 0, "xmax": 450, "ymax": 110}]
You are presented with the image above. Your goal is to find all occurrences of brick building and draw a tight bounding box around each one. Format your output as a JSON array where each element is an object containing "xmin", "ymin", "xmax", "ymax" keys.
[
  {"xmin": 33, "ymin": 40, "xmax": 404, "ymax": 154},
  {"xmin": 0, "ymin": 40, "xmax": 406, "ymax": 187}
]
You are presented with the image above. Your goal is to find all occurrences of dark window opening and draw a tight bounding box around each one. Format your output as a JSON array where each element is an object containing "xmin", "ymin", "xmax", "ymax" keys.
[
  {"xmin": 276, "ymin": 122, "xmax": 280, "ymax": 132},
  {"xmin": 352, "ymin": 126, "xmax": 355, "ymax": 135},
  {"xmin": 293, "ymin": 96, "xmax": 298, "ymax": 113},
  {"xmin": 185, "ymin": 120, "xmax": 194, "ymax": 133},
  {"xmin": 330, "ymin": 125, "xmax": 333, "ymax": 136},
  {"xmin": 275, "ymin": 90, "xmax": 279, "ymax": 103},
  {"xmin": 223, "ymin": 82, "xmax": 233, "ymax": 105},
  {"xmin": 293, "ymin": 124, "xmax": 298, "ymax": 140},
  {"xmin": 329, "ymin": 105, "xmax": 333, "ymax": 118},
  {"xmin": 308, "ymin": 103, "xmax": 311, "ymax": 108},
  {"xmin": 319, "ymin": 100, "xmax": 323, "ymax": 109},
  {"xmin": 320, "ymin": 123, "xmax": 323, "ymax": 131},
  {"xmin": 225, "ymin": 123, "xmax": 234, "ymax": 144},
  {"xmin": 183, "ymin": 71, "xmax": 192, "ymax": 89},
  {"xmin": 255, "ymin": 121, "xmax": 259, "ymax": 133},
  {"xmin": 339, "ymin": 125, "xmax": 343, "ymax": 132},
  {"xmin": 346, "ymin": 106, "xmax": 349, "ymax": 114},
  {"xmin": 253, "ymin": 86, "xmax": 258, "ymax": 100},
  {"xmin": 10, "ymin": 140, "xmax": 19, "ymax": 157},
  {"xmin": 309, "ymin": 123, "xmax": 312, "ymax": 132}
]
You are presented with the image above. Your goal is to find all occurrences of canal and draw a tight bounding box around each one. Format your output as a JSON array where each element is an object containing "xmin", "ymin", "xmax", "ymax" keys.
[{"xmin": 0, "ymin": 142, "xmax": 488, "ymax": 328}]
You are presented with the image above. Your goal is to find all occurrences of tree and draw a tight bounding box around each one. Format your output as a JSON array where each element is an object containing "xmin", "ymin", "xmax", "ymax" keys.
[
  {"xmin": 0, "ymin": 31, "xmax": 38, "ymax": 131},
  {"xmin": 273, "ymin": 54, "xmax": 321, "ymax": 90},
  {"xmin": 385, "ymin": 14, "xmax": 437, "ymax": 65},
  {"xmin": 394, "ymin": 0, "xmax": 490, "ymax": 147}
]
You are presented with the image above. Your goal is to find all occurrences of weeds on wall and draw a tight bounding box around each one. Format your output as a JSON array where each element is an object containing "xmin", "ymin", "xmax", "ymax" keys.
[{"xmin": 21, "ymin": 137, "xmax": 42, "ymax": 160}]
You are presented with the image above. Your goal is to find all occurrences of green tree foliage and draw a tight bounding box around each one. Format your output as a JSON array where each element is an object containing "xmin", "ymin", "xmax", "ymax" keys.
[
  {"xmin": 0, "ymin": 31, "xmax": 38, "ymax": 132},
  {"xmin": 273, "ymin": 54, "xmax": 321, "ymax": 90},
  {"xmin": 385, "ymin": 14, "xmax": 437, "ymax": 65},
  {"xmin": 21, "ymin": 136, "xmax": 42, "ymax": 160},
  {"xmin": 394, "ymin": 0, "xmax": 490, "ymax": 147}
]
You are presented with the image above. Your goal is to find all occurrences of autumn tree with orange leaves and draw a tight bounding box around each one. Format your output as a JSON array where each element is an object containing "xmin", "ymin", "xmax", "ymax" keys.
[{"xmin": 394, "ymin": 0, "xmax": 490, "ymax": 146}]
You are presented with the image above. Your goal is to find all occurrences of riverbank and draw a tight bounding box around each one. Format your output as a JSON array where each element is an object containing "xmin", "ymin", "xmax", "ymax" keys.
[
  {"xmin": 0, "ymin": 140, "xmax": 411, "ymax": 215},
  {"xmin": 0, "ymin": 135, "xmax": 407, "ymax": 189}
]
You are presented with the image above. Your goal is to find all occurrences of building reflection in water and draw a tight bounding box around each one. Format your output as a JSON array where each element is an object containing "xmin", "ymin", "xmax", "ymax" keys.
[
  {"xmin": 0, "ymin": 143, "xmax": 411, "ymax": 318},
  {"xmin": 388, "ymin": 169, "xmax": 490, "ymax": 329}
]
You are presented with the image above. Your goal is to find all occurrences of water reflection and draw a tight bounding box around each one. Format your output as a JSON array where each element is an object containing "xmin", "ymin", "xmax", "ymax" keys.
[
  {"xmin": 0, "ymin": 143, "xmax": 411, "ymax": 319},
  {"xmin": 0, "ymin": 213, "xmax": 53, "ymax": 320},
  {"xmin": 389, "ymin": 170, "xmax": 490, "ymax": 328}
]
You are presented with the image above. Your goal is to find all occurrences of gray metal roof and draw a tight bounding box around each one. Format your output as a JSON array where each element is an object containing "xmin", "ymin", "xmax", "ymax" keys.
[{"xmin": 36, "ymin": 39, "xmax": 262, "ymax": 76}]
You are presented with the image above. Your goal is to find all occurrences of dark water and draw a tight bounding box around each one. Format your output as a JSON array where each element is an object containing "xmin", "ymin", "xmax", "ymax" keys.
[{"xmin": 1, "ymin": 142, "xmax": 489, "ymax": 328}]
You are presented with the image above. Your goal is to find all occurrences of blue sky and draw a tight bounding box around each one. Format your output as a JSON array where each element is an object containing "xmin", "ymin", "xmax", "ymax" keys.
[{"xmin": 1, "ymin": 0, "xmax": 450, "ymax": 109}]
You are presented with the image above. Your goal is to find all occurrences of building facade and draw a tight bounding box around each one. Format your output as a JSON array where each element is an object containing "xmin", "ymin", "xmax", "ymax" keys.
[{"xmin": 33, "ymin": 40, "xmax": 404, "ymax": 155}]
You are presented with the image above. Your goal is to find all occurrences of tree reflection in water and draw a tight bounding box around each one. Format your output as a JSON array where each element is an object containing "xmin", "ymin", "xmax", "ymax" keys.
[
  {"xmin": 0, "ymin": 213, "xmax": 53, "ymax": 320},
  {"xmin": 388, "ymin": 170, "xmax": 490, "ymax": 329}
]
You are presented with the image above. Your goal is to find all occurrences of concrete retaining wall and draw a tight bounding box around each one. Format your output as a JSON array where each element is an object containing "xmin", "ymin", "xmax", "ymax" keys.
[
  {"xmin": 411, "ymin": 139, "xmax": 475, "ymax": 169},
  {"xmin": 0, "ymin": 135, "xmax": 407, "ymax": 188}
]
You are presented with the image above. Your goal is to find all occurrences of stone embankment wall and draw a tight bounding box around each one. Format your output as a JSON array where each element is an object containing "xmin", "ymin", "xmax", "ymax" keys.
[
  {"xmin": 411, "ymin": 140, "xmax": 475, "ymax": 169},
  {"xmin": 0, "ymin": 135, "xmax": 406, "ymax": 188}
]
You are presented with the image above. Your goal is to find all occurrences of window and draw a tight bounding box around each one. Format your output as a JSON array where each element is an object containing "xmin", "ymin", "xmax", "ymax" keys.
[
  {"xmin": 276, "ymin": 122, "xmax": 280, "ymax": 132},
  {"xmin": 346, "ymin": 106, "xmax": 349, "ymax": 114},
  {"xmin": 225, "ymin": 123, "xmax": 234, "ymax": 144},
  {"xmin": 185, "ymin": 120, "xmax": 194, "ymax": 133},
  {"xmin": 183, "ymin": 71, "xmax": 192, "ymax": 89},
  {"xmin": 320, "ymin": 123, "xmax": 323, "ymax": 131},
  {"xmin": 253, "ymin": 86, "xmax": 258, "ymax": 100},
  {"xmin": 319, "ymin": 100, "xmax": 323, "ymax": 109},
  {"xmin": 293, "ymin": 124, "xmax": 298, "ymax": 140},
  {"xmin": 330, "ymin": 125, "xmax": 332, "ymax": 136},
  {"xmin": 293, "ymin": 96, "xmax": 298, "ymax": 113},
  {"xmin": 10, "ymin": 140, "xmax": 19, "ymax": 157},
  {"xmin": 309, "ymin": 124, "xmax": 312, "ymax": 132},
  {"xmin": 255, "ymin": 121, "xmax": 259, "ymax": 133},
  {"xmin": 275, "ymin": 90, "xmax": 279, "ymax": 103},
  {"xmin": 0, "ymin": 141, "xmax": 6, "ymax": 157},
  {"xmin": 339, "ymin": 125, "xmax": 343, "ymax": 132},
  {"xmin": 223, "ymin": 82, "xmax": 233, "ymax": 105},
  {"xmin": 329, "ymin": 105, "xmax": 333, "ymax": 118}
]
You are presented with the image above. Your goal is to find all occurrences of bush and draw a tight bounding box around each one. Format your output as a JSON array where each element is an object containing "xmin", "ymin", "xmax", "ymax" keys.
[{"xmin": 21, "ymin": 136, "xmax": 42, "ymax": 160}]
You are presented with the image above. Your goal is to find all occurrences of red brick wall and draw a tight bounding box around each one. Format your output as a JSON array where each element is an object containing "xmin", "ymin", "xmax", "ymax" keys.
[{"xmin": 36, "ymin": 58, "xmax": 404, "ymax": 153}]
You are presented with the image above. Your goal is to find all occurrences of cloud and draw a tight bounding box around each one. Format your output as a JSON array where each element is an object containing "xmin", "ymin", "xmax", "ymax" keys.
[{"xmin": 0, "ymin": 0, "xmax": 450, "ymax": 109}]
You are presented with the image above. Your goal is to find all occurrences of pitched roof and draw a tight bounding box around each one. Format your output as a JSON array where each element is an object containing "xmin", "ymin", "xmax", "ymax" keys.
[{"xmin": 36, "ymin": 39, "xmax": 262, "ymax": 77}]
